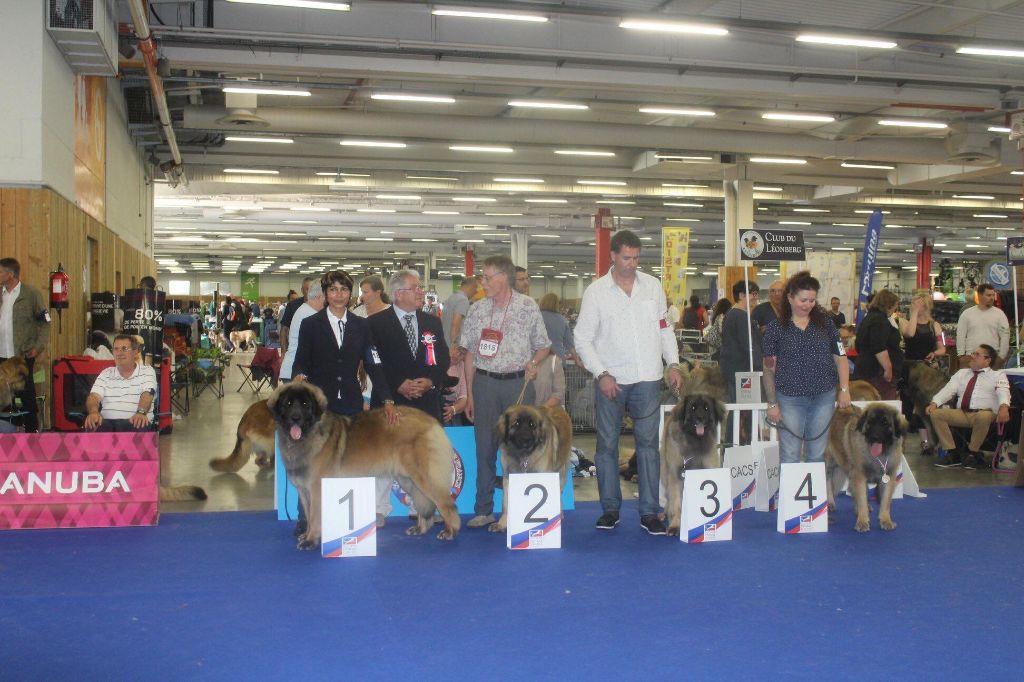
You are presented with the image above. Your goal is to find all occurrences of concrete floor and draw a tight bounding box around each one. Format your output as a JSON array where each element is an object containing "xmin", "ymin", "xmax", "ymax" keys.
[{"xmin": 160, "ymin": 350, "xmax": 1013, "ymax": 514}]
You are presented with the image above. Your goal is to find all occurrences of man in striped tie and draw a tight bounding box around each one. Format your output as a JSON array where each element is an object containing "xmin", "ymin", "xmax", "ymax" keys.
[{"xmin": 926, "ymin": 344, "xmax": 1011, "ymax": 470}]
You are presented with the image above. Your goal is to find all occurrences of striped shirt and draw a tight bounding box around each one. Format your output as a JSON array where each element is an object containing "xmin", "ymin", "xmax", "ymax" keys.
[{"xmin": 91, "ymin": 363, "xmax": 157, "ymax": 420}]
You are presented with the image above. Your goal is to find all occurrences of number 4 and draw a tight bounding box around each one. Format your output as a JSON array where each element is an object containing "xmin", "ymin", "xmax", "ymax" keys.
[{"xmin": 795, "ymin": 474, "xmax": 817, "ymax": 510}]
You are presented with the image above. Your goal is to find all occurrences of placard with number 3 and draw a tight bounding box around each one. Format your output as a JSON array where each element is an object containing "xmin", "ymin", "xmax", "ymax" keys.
[{"xmin": 680, "ymin": 467, "xmax": 733, "ymax": 543}]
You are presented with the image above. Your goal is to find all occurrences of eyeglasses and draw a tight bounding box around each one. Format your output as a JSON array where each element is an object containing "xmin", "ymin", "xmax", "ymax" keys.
[
  {"xmin": 112, "ymin": 346, "xmax": 134, "ymax": 353},
  {"xmin": 399, "ymin": 285, "xmax": 425, "ymax": 292}
]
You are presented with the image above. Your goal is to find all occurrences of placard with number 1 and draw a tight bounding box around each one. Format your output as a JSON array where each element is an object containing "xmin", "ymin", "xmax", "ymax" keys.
[{"xmin": 321, "ymin": 477, "xmax": 377, "ymax": 557}]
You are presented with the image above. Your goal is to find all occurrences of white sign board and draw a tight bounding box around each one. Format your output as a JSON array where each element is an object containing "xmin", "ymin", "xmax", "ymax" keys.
[
  {"xmin": 680, "ymin": 467, "xmax": 734, "ymax": 543},
  {"xmin": 321, "ymin": 477, "xmax": 377, "ymax": 558},
  {"xmin": 777, "ymin": 462, "xmax": 828, "ymax": 534},
  {"xmin": 754, "ymin": 443, "xmax": 780, "ymax": 512},
  {"xmin": 507, "ymin": 472, "xmax": 562, "ymax": 550},
  {"xmin": 724, "ymin": 445, "xmax": 757, "ymax": 511},
  {"xmin": 735, "ymin": 371, "xmax": 762, "ymax": 404}
]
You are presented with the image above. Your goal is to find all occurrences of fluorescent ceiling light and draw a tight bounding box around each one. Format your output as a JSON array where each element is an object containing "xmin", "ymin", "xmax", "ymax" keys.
[
  {"xmin": 554, "ymin": 150, "xmax": 615, "ymax": 157},
  {"xmin": 779, "ymin": 221, "xmax": 812, "ymax": 225},
  {"xmin": 223, "ymin": 168, "xmax": 279, "ymax": 174},
  {"xmin": 832, "ymin": 247, "xmax": 855, "ymax": 251},
  {"xmin": 1011, "ymin": 171, "xmax": 1023, "ymax": 176},
  {"xmin": 944, "ymin": 249, "xmax": 965, "ymax": 253},
  {"xmin": 222, "ymin": 85, "xmax": 312, "ymax": 96},
  {"xmin": 449, "ymin": 145, "xmax": 514, "ymax": 153},
  {"xmin": 486, "ymin": 213, "xmax": 524, "ymax": 216},
  {"xmin": 451, "ymin": 197, "xmax": 497, "ymax": 202},
  {"xmin": 376, "ymin": 194, "xmax": 421, "ymax": 200},
  {"xmin": 227, "ymin": 0, "xmax": 349, "ymax": 9},
  {"xmin": 666, "ymin": 218, "xmax": 699, "ymax": 222},
  {"xmin": 618, "ymin": 217, "xmax": 642, "ymax": 221},
  {"xmin": 854, "ymin": 209, "xmax": 890, "ymax": 214},
  {"xmin": 750, "ymin": 157, "xmax": 807, "ymax": 165},
  {"xmin": 792, "ymin": 208, "xmax": 830, "ymax": 213},
  {"xmin": 753, "ymin": 186, "xmax": 783, "ymax": 192},
  {"xmin": 282, "ymin": 220, "xmax": 317, "ymax": 224},
  {"xmin": 578, "ymin": 180, "xmax": 627, "ymax": 186},
  {"xmin": 530, "ymin": 234, "xmax": 561, "ymax": 239},
  {"xmin": 762, "ymin": 112, "xmax": 835, "ymax": 123},
  {"xmin": 596, "ymin": 200, "xmax": 635, "ymax": 205},
  {"xmin": 877, "ymin": 119, "xmax": 948, "ymax": 129},
  {"xmin": 432, "ymin": 8, "xmax": 548, "ymax": 23},
  {"xmin": 842, "ymin": 161, "xmax": 895, "ymax": 170},
  {"xmin": 508, "ymin": 100, "xmax": 589, "ymax": 110},
  {"xmin": 619, "ymin": 19, "xmax": 728, "ymax": 36},
  {"xmin": 317, "ymin": 171, "xmax": 369, "ymax": 177},
  {"xmin": 423, "ymin": 211, "xmax": 460, "ymax": 215},
  {"xmin": 457, "ymin": 239, "xmax": 486, "ymax": 243},
  {"xmin": 664, "ymin": 202, "xmax": 703, "ymax": 208},
  {"xmin": 974, "ymin": 214, "xmax": 1007, "ymax": 218},
  {"xmin": 371, "ymin": 93, "xmax": 456, "ymax": 104},
  {"xmin": 291, "ymin": 206, "xmax": 330, "ymax": 212},
  {"xmin": 341, "ymin": 139, "xmax": 407, "ymax": 148},
  {"xmin": 407, "ymin": 175, "xmax": 458, "ymax": 181},
  {"xmin": 412, "ymin": 238, "xmax": 439, "ymax": 242},
  {"xmin": 365, "ymin": 237, "xmax": 394, "ymax": 241},
  {"xmin": 524, "ymin": 199, "xmax": 568, "ymax": 204},
  {"xmin": 988, "ymin": 126, "xmax": 1012, "ymax": 133},
  {"xmin": 662, "ymin": 183, "xmax": 708, "ymax": 188},
  {"xmin": 953, "ymin": 194, "xmax": 994, "ymax": 200},
  {"xmin": 795, "ymin": 34, "xmax": 896, "ymax": 49},
  {"xmin": 224, "ymin": 136, "xmax": 294, "ymax": 144},
  {"xmin": 833, "ymin": 223, "xmax": 863, "ymax": 227},
  {"xmin": 357, "ymin": 208, "xmax": 396, "ymax": 213},
  {"xmin": 957, "ymin": 46, "xmax": 1024, "ymax": 58},
  {"xmin": 639, "ymin": 107, "xmax": 716, "ymax": 117},
  {"xmin": 656, "ymin": 154, "xmax": 714, "ymax": 161},
  {"xmin": 494, "ymin": 178, "xmax": 544, "ymax": 183}
]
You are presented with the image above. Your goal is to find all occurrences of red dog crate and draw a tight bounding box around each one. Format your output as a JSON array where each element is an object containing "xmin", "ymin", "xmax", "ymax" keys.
[{"xmin": 52, "ymin": 357, "xmax": 171, "ymax": 432}]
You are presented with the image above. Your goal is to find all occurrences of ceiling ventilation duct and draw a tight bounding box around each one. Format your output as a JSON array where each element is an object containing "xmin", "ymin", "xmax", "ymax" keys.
[
  {"xmin": 944, "ymin": 122, "xmax": 999, "ymax": 164},
  {"xmin": 215, "ymin": 91, "xmax": 269, "ymax": 128}
]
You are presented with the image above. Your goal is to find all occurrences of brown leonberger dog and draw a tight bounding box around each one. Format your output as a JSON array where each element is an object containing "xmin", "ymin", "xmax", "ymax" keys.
[
  {"xmin": 661, "ymin": 367, "xmax": 726, "ymax": 537},
  {"xmin": 208, "ymin": 399, "xmax": 276, "ymax": 472},
  {"xmin": 491, "ymin": 404, "xmax": 573, "ymax": 533},
  {"xmin": 269, "ymin": 382, "xmax": 460, "ymax": 549},
  {"xmin": 826, "ymin": 403, "xmax": 907, "ymax": 532},
  {"xmin": 849, "ymin": 380, "xmax": 881, "ymax": 402},
  {"xmin": 0, "ymin": 357, "xmax": 29, "ymax": 409},
  {"xmin": 903, "ymin": 360, "xmax": 948, "ymax": 445}
]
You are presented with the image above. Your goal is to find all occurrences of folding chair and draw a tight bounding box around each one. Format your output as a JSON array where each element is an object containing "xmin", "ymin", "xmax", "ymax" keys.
[
  {"xmin": 237, "ymin": 346, "xmax": 280, "ymax": 394},
  {"xmin": 192, "ymin": 358, "xmax": 225, "ymax": 399},
  {"xmin": 170, "ymin": 360, "xmax": 191, "ymax": 415}
]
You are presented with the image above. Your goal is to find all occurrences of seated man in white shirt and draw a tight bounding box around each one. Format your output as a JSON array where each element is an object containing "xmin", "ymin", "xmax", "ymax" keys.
[
  {"xmin": 926, "ymin": 344, "xmax": 1010, "ymax": 469},
  {"xmin": 83, "ymin": 334, "xmax": 157, "ymax": 432}
]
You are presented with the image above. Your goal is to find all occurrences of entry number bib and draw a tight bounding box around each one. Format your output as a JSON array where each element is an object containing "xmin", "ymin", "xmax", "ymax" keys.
[{"xmin": 478, "ymin": 328, "xmax": 503, "ymax": 358}]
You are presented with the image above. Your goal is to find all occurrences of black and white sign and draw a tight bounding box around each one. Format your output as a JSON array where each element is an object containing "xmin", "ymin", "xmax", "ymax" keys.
[{"xmin": 738, "ymin": 229, "xmax": 806, "ymax": 262}]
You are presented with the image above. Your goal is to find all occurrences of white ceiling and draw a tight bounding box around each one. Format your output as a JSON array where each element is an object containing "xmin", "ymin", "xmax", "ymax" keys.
[{"xmin": 125, "ymin": 0, "xmax": 1024, "ymax": 280}]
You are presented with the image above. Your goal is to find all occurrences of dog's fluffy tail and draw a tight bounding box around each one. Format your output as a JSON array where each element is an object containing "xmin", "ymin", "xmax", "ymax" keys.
[
  {"xmin": 680, "ymin": 366, "xmax": 726, "ymax": 401},
  {"xmin": 209, "ymin": 433, "xmax": 249, "ymax": 473},
  {"xmin": 159, "ymin": 484, "xmax": 207, "ymax": 501}
]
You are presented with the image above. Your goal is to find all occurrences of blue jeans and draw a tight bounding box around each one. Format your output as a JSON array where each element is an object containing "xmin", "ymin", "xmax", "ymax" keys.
[
  {"xmin": 595, "ymin": 380, "xmax": 662, "ymax": 516},
  {"xmin": 777, "ymin": 391, "xmax": 836, "ymax": 464}
]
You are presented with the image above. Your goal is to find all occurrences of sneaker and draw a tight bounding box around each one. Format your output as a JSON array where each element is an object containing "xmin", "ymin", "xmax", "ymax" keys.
[
  {"xmin": 933, "ymin": 448, "xmax": 962, "ymax": 468},
  {"xmin": 595, "ymin": 511, "xmax": 620, "ymax": 530},
  {"xmin": 962, "ymin": 453, "xmax": 979, "ymax": 470},
  {"xmin": 467, "ymin": 514, "xmax": 495, "ymax": 528},
  {"xmin": 640, "ymin": 514, "xmax": 667, "ymax": 536}
]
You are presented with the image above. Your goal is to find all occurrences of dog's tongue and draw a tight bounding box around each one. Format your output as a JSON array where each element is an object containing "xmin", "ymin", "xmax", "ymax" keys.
[
  {"xmin": 289, "ymin": 425, "xmax": 303, "ymax": 441},
  {"xmin": 870, "ymin": 443, "xmax": 883, "ymax": 458},
  {"xmin": 695, "ymin": 424, "xmax": 705, "ymax": 436}
]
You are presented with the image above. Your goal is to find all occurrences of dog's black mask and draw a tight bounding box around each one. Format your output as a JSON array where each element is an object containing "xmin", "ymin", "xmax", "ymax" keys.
[
  {"xmin": 503, "ymin": 412, "xmax": 541, "ymax": 458},
  {"xmin": 681, "ymin": 396, "xmax": 719, "ymax": 438},
  {"xmin": 273, "ymin": 386, "xmax": 323, "ymax": 440},
  {"xmin": 857, "ymin": 408, "xmax": 902, "ymax": 451}
]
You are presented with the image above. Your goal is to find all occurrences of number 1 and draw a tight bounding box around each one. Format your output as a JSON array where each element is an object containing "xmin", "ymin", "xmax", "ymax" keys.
[{"xmin": 339, "ymin": 489, "xmax": 354, "ymax": 530}]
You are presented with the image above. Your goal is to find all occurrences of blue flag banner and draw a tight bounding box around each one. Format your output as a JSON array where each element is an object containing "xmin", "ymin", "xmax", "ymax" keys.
[{"xmin": 856, "ymin": 211, "xmax": 884, "ymax": 325}]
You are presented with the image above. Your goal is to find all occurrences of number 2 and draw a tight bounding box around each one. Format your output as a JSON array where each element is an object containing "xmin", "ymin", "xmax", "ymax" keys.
[
  {"xmin": 699, "ymin": 480, "xmax": 720, "ymax": 518},
  {"xmin": 795, "ymin": 473, "xmax": 817, "ymax": 510},
  {"xmin": 523, "ymin": 483, "xmax": 549, "ymax": 523},
  {"xmin": 339, "ymin": 489, "xmax": 354, "ymax": 530}
]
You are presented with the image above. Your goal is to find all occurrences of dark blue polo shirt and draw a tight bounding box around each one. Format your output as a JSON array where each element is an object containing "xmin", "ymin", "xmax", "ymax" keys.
[{"xmin": 762, "ymin": 316, "xmax": 843, "ymax": 397}]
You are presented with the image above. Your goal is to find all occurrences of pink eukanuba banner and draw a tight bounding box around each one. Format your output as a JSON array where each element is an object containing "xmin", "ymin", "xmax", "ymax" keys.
[{"xmin": 0, "ymin": 432, "xmax": 159, "ymax": 530}]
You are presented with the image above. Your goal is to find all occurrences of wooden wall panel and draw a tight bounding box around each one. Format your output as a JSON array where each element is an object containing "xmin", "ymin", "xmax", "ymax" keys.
[{"xmin": 0, "ymin": 187, "xmax": 154, "ymax": 427}]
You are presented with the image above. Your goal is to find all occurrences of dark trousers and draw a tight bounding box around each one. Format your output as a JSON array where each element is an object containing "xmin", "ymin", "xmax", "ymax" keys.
[
  {"xmin": 1, "ymin": 355, "xmax": 38, "ymax": 432},
  {"xmin": 95, "ymin": 418, "xmax": 149, "ymax": 432}
]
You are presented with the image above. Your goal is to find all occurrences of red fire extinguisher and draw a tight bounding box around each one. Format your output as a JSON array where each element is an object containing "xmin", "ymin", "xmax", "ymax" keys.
[{"xmin": 49, "ymin": 263, "xmax": 69, "ymax": 332}]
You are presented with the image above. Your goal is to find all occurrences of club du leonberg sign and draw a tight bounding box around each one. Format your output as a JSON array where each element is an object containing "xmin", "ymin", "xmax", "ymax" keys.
[{"xmin": 738, "ymin": 229, "xmax": 806, "ymax": 262}]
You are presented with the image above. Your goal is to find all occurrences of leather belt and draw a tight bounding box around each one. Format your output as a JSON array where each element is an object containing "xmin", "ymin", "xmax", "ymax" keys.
[{"xmin": 476, "ymin": 369, "xmax": 525, "ymax": 380}]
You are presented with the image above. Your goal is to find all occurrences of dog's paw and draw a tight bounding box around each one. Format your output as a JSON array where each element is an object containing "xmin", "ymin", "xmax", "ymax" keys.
[
  {"xmin": 436, "ymin": 527, "xmax": 457, "ymax": 541},
  {"xmin": 667, "ymin": 526, "xmax": 680, "ymax": 537},
  {"xmin": 405, "ymin": 525, "xmax": 425, "ymax": 536},
  {"xmin": 296, "ymin": 535, "xmax": 317, "ymax": 550},
  {"xmin": 854, "ymin": 519, "xmax": 870, "ymax": 533},
  {"xmin": 880, "ymin": 517, "xmax": 897, "ymax": 531},
  {"xmin": 487, "ymin": 522, "xmax": 505, "ymax": 533},
  {"xmin": 292, "ymin": 520, "xmax": 308, "ymax": 538}
]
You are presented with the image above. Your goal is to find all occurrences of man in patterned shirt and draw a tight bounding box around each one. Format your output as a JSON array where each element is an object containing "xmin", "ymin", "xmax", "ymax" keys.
[{"xmin": 460, "ymin": 255, "xmax": 550, "ymax": 530}]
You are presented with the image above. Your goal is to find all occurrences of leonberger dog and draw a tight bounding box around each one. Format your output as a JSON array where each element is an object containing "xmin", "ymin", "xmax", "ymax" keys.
[
  {"xmin": 902, "ymin": 360, "xmax": 948, "ymax": 445},
  {"xmin": 661, "ymin": 367, "xmax": 726, "ymax": 537},
  {"xmin": 229, "ymin": 329, "xmax": 258, "ymax": 351},
  {"xmin": 491, "ymin": 404, "xmax": 573, "ymax": 533},
  {"xmin": 826, "ymin": 403, "xmax": 907, "ymax": 532},
  {"xmin": 849, "ymin": 380, "xmax": 881, "ymax": 402},
  {"xmin": 270, "ymin": 382, "xmax": 460, "ymax": 549},
  {"xmin": 0, "ymin": 357, "xmax": 29, "ymax": 410},
  {"xmin": 208, "ymin": 399, "xmax": 276, "ymax": 472}
]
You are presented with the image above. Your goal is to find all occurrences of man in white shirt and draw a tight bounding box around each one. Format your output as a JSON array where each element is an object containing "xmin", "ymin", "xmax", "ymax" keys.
[
  {"xmin": 574, "ymin": 230, "xmax": 683, "ymax": 536},
  {"xmin": 956, "ymin": 284, "xmax": 1009, "ymax": 369},
  {"xmin": 926, "ymin": 344, "xmax": 1011, "ymax": 469},
  {"xmin": 278, "ymin": 288, "xmax": 324, "ymax": 381},
  {"xmin": 83, "ymin": 335, "xmax": 157, "ymax": 432}
]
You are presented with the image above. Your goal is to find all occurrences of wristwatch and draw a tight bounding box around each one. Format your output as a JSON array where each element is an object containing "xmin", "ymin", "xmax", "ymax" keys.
[
  {"xmin": 135, "ymin": 409, "xmax": 147, "ymax": 415},
  {"xmin": 597, "ymin": 370, "xmax": 612, "ymax": 381}
]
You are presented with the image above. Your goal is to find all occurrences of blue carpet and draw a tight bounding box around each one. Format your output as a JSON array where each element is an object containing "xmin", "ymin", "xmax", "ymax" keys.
[{"xmin": 2, "ymin": 488, "xmax": 1023, "ymax": 680}]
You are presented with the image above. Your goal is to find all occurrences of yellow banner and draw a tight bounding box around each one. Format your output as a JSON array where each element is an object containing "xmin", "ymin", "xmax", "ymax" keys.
[{"xmin": 661, "ymin": 227, "xmax": 691, "ymax": 310}]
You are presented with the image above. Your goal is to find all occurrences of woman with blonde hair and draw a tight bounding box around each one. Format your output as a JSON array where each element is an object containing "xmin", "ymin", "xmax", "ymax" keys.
[
  {"xmin": 900, "ymin": 290, "xmax": 946, "ymax": 454},
  {"xmin": 351, "ymin": 274, "xmax": 391, "ymax": 318}
]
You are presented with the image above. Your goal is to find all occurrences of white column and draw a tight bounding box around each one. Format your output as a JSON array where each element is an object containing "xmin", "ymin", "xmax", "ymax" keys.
[
  {"xmin": 510, "ymin": 228, "xmax": 528, "ymax": 268},
  {"xmin": 723, "ymin": 171, "xmax": 754, "ymax": 267}
]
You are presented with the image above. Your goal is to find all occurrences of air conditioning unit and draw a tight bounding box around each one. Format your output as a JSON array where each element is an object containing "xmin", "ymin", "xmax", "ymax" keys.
[{"xmin": 46, "ymin": 0, "xmax": 118, "ymax": 76}]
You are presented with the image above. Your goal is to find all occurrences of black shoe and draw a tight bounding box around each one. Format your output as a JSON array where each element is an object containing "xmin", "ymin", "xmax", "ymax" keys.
[
  {"xmin": 595, "ymin": 511, "xmax": 620, "ymax": 530},
  {"xmin": 962, "ymin": 453, "xmax": 978, "ymax": 470},
  {"xmin": 920, "ymin": 444, "xmax": 935, "ymax": 457},
  {"xmin": 640, "ymin": 514, "xmax": 667, "ymax": 536},
  {"xmin": 934, "ymin": 448, "xmax": 962, "ymax": 468}
]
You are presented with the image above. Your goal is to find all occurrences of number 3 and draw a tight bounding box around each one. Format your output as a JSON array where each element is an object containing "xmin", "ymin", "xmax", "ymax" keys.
[{"xmin": 699, "ymin": 480, "xmax": 720, "ymax": 518}]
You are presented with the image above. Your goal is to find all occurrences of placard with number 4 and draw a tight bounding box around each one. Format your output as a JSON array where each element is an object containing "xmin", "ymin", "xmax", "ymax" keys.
[{"xmin": 777, "ymin": 463, "xmax": 828, "ymax": 534}]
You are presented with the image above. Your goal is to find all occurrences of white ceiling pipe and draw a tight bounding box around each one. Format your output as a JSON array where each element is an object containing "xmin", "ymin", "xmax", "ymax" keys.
[{"xmin": 184, "ymin": 107, "xmax": 957, "ymax": 165}]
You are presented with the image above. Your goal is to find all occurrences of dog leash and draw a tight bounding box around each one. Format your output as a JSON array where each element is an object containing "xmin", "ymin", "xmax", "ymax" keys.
[{"xmin": 514, "ymin": 376, "xmax": 532, "ymax": 406}]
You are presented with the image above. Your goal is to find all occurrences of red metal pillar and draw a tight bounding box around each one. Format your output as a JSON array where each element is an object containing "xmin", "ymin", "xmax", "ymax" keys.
[
  {"xmin": 916, "ymin": 237, "xmax": 933, "ymax": 289},
  {"xmin": 594, "ymin": 207, "xmax": 613, "ymax": 276},
  {"xmin": 463, "ymin": 245, "xmax": 474, "ymax": 277}
]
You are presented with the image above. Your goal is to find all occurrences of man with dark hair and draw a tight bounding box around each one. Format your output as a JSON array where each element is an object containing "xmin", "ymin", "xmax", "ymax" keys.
[
  {"xmin": 926, "ymin": 344, "xmax": 1010, "ymax": 469},
  {"xmin": 828, "ymin": 297, "xmax": 846, "ymax": 326},
  {"xmin": 574, "ymin": 230, "xmax": 683, "ymax": 536},
  {"xmin": 0, "ymin": 257, "xmax": 50, "ymax": 432},
  {"xmin": 956, "ymin": 283, "xmax": 1009, "ymax": 369},
  {"xmin": 681, "ymin": 294, "xmax": 706, "ymax": 331},
  {"xmin": 513, "ymin": 266, "xmax": 530, "ymax": 296},
  {"xmin": 83, "ymin": 335, "xmax": 157, "ymax": 432},
  {"xmin": 138, "ymin": 276, "xmax": 157, "ymax": 289},
  {"xmin": 720, "ymin": 280, "xmax": 761, "ymax": 405},
  {"xmin": 459, "ymin": 254, "xmax": 550, "ymax": 529}
]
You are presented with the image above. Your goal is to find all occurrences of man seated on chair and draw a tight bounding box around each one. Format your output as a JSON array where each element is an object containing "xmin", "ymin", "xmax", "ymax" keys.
[
  {"xmin": 925, "ymin": 343, "xmax": 1011, "ymax": 470},
  {"xmin": 83, "ymin": 334, "xmax": 157, "ymax": 432}
]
